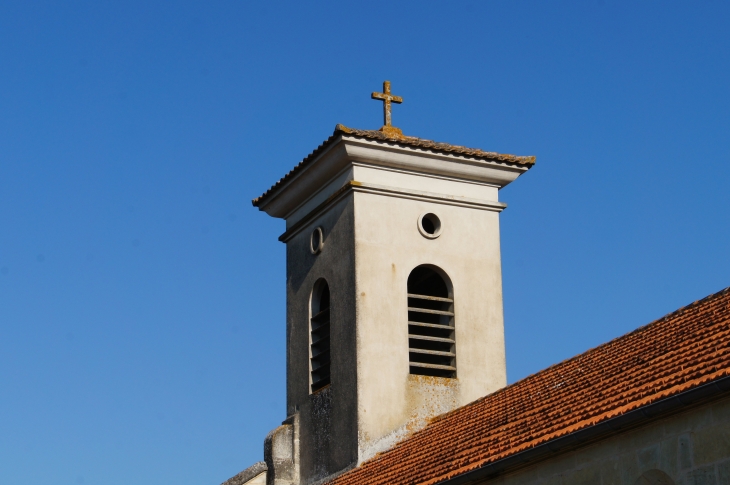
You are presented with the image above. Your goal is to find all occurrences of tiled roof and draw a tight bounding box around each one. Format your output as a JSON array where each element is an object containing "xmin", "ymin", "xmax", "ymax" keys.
[
  {"xmin": 328, "ymin": 286, "xmax": 730, "ymax": 485},
  {"xmin": 252, "ymin": 125, "xmax": 536, "ymax": 208}
]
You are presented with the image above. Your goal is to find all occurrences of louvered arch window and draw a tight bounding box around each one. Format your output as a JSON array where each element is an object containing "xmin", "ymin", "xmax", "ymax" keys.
[
  {"xmin": 407, "ymin": 265, "xmax": 456, "ymax": 378},
  {"xmin": 310, "ymin": 279, "xmax": 331, "ymax": 392}
]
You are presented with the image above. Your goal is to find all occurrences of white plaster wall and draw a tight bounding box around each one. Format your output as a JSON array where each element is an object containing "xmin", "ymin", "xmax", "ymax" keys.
[{"xmin": 352, "ymin": 188, "xmax": 507, "ymax": 461}]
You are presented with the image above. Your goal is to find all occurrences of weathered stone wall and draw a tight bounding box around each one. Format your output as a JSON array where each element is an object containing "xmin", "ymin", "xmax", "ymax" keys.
[
  {"xmin": 286, "ymin": 195, "xmax": 359, "ymax": 484},
  {"xmin": 484, "ymin": 395, "xmax": 730, "ymax": 485},
  {"xmin": 264, "ymin": 422, "xmax": 296, "ymax": 485}
]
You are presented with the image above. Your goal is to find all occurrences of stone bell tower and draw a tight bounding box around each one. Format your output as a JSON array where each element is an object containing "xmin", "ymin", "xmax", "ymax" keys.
[{"xmin": 249, "ymin": 82, "xmax": 535, "ymax": 485}]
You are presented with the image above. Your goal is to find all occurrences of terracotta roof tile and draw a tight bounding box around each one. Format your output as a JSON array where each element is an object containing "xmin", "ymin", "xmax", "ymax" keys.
[
  {"xmin": 328, "ymin": 286, "xmax": 730, "ymax": 485},
  {"xmin": 252, "ymin": 125, "xmax": 536, "ymax": 208}
]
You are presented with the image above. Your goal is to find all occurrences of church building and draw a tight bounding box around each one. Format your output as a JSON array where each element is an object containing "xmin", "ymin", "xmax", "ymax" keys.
[{"xmin": 222, "ymin": 82, "xmax": 730, "ymax": 485}]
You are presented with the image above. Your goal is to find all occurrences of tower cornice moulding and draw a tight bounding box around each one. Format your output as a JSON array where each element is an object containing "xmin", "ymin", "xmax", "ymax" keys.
[
  {"xmin": 254, "ymin": 130, "xmax": 534, "ymax": 221},
  {"xmin": 277, "ymin": 180, "xmax": 508, "ymax": 243}
]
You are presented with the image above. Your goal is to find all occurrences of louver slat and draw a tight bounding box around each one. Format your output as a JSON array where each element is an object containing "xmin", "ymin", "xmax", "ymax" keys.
[
  {"xmin": 311, "ymin": 281, "xmax": 331, "ymax": 392},
  {"xmin": 409, "ymin": 362, "xmax": 457, "ymax": 371},
  {"xmin": 408, "ymin": 321, "xmax": 453, "ymax": 330},
  {"xmin": 409, "ymin": 348, "xmax": 456, "ymax": 357},
  {"xmin": 407, "ymin": 267, "xmax": 456, "ymax": 378},
  {"xmin": 407, "ymin": 307, "xmax": 455, "ymax": 316},
  {"xmin": 408, "ymin": 334, "xmax": 455, "ymax": 344},
  {"xmin": 407, "ymin": 293, "xmax": 454, "ymax": 303}
]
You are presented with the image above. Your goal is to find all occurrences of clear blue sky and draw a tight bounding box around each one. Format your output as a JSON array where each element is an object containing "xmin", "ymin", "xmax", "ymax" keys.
[{"xmin": 1, "ymin": 2, "xmax": 728, "ymax": 484}]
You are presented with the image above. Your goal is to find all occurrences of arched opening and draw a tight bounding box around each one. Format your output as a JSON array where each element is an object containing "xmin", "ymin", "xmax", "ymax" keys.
[
  {"xmin": 310, "ymin": 279, "xmax": 331, "ymax": 392},
  {"xmin": 407, "ymin": 265, "xmax": 455, "ymax": 378},
  {"xmin": 635, "ymin": 470, "xmax": 675, "ymax": 485}
]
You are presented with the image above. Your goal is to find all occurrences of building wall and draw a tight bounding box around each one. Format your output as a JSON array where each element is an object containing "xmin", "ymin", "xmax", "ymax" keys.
[
  {"xmin": 485, "ymin": 395, "xmax": 730, "ymax": 485},
  {"xmin": 284, "ymin": 155, "xmax": 516, "ymax": 484},
  {"xmin": 286, "ymin": 195, "xmax": 359, "ymax": 483},
  {"xmin": 352, "ymin": 177, "xmax": 507, "ymax": 462}
]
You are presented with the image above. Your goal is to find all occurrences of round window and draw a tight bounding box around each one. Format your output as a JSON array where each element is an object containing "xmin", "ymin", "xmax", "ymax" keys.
[
  {"xmin": 310, "ymin": 226, "xmax": 324, "ymax": 254},
  {"xmin": 418, "ymin": 213, "xmax": 442, "ymax": 239}
]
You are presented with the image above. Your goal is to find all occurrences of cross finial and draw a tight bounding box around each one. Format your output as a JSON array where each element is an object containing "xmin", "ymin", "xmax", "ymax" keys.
[{"xmin": 371, "ymin": 81, "xmax": 403, "ymax": 135}]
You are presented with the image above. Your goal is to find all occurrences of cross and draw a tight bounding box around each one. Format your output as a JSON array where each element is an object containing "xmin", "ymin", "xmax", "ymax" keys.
[{"xmin": 371, "ymin": 81, "xmax": 403, "ymax": 127}]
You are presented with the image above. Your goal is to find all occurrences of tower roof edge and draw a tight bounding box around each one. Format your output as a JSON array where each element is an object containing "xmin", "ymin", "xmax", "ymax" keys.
[{"xmin": 251, "ymin": 125, "xmax": 535, "ymax": 209}]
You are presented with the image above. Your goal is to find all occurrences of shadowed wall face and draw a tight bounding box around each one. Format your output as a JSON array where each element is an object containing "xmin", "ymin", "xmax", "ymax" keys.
[{"xmin": 286, "ymin": 198, "xmax": 358, "ymax": 484}]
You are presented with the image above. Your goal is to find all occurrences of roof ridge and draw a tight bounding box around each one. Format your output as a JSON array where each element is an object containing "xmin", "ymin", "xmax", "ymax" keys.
[
  {"xmin": 426, "ymin": 285, "xmax": 730, "ymax": 423},
  {"xmin": 430, "ymin": 368, "xmax": 730, "ymax": 485}
]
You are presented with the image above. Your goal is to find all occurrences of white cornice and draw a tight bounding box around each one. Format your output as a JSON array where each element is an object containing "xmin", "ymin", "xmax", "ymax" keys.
[
  {"xmin": 278, "ymin": 181, "xmax": 507, "ymax": 243},
  {"xmin": 257, "ymin": 136, "xmax": 529, "ymax": 221}
]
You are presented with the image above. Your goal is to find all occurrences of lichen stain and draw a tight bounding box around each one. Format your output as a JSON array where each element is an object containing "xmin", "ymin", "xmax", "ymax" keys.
[
  {"xmin": 357, "ymin": 375, "xmax": 460, "ymax": 464},
  {"xmin": 405, "ymin": 374, "xmax": 459, "ymax": 426},
  {"xmin": 310, "ymin": 386, "xmax": 333, "ymax": 480}
]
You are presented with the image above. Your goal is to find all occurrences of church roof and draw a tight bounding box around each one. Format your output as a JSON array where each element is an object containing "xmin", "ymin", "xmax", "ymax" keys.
[
  {"xmin": 252, "ymin": 124, "xmax": 536, "ymax": 208},
  {"xmin": 328, "ymin": 286, "xmax": 730, "ymax": 485}
]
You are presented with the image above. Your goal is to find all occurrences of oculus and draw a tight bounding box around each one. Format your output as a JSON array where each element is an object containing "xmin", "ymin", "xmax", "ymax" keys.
[
  {"xmin": 310, "ymin": 226, "xmax": 324, "ymax": 254},
  {"xmin": 418, "ymin": 213, "xmax": 442, "ymax": 239}
]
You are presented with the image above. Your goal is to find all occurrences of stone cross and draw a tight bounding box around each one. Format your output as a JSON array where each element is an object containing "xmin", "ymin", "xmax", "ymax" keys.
[{"xmin": 371, "ymin": 81, "xmax": 403, "ymax": 127}]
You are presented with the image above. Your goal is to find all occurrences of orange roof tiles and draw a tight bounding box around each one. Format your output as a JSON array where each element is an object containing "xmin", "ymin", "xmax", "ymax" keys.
[
  {"xmin": 329, "ymin": 286, "xmax": 730, "ymax": 485},
  {"xmin": 252, "ymin": 124, "xmax": 535, "ymax": 208}
]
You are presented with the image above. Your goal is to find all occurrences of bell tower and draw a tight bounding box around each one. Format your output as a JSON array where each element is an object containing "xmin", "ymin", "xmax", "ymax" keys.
[{"xmin": 252, "ymin": 83, "xmax": 535, "ymax": 485}]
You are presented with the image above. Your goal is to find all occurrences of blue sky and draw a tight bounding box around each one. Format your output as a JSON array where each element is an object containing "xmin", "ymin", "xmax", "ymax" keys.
[{"xmin": 1, "ymin": 1, "xmax": 728, "ymax": 484}]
